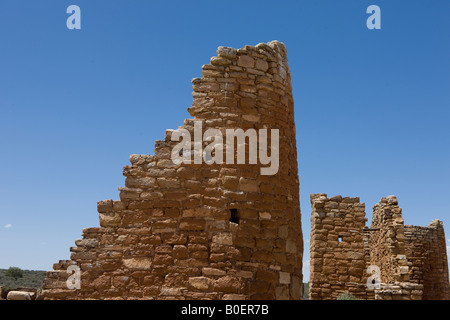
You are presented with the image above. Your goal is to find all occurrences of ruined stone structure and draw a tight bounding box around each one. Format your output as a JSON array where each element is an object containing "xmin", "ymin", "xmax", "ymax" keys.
[
  {"xmin": 309, "ymin": 194, "xmax": 372, "ymax": 300},
  {"xmin": 41, "ymin": 41, "xmax": 303, "ymax": 300},
  {"xmin": 404, "ymin": 221, "xmax": 450, "ymax": 299},
  {"xmin": 40, "ymin": 40, "xmax": 448, "ymax": 301},
  {"xmin": 309, "ymin": 194, "xmax": 450, "ymax": 300}
]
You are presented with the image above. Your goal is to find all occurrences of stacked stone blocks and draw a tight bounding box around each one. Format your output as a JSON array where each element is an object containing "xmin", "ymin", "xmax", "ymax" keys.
[
  {"xmin": 41, "ymin": 41, "xmax": 303, "ymax": 300},
  {"xmin": 310, "ymin": 194, "xmax": 449, "ymax": 300}
]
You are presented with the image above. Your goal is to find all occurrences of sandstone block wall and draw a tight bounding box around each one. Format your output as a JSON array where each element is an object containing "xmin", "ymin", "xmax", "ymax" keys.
[
  {"xmin": 41, "ymin": 41, "xmax": 303, "ymax": 300},
  {"xmin": 309, "ymin": 194, "xmax": 369, "ymax": 300},
  {"xmin": 309, "ymin": 194, "xmax": 449, "ymax": 300},
  {"xmin": 405, "ymin": 221, "xmax": 450, "ymax": 300},
  {"xmin": 369, "ymin": 196, "xmax": 409, "ymax": 283},
  {"xmin": 374, "ymin": 282, "xmax": 423, "ymax": 300}
]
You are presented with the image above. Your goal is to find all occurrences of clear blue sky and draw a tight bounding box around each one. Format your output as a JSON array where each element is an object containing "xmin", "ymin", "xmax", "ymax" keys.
[{"xmin": 1, "ymin": 1, "xmax": 449, "ymax": 282}]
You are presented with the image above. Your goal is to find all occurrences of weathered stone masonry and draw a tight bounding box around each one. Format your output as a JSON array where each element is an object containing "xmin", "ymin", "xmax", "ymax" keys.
[
  {"xmin": 404, "ymin": 221, "xmax": 450, "ymax": 299},
  {"xmin": 310, "ymin": 194, "xmax": 450, "ymax": 300},
  {"xmin": 309, "ymin": 194, "xmax": 372, "ymax": 300},
  {"xmin": 41, "ymin": 41, "xmax": 303, "ymax": 300}
]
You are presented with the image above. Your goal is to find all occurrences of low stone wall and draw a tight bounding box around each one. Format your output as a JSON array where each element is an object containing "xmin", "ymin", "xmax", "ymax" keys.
[{"xmin": 374, "ymin": 282, "xmax": 423, "ymax": 300}]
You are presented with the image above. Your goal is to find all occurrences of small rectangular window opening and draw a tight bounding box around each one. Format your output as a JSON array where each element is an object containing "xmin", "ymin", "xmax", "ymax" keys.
[
  {"xmin": 230, "ymin": 209, "xmax": 240, "ymax": 224},
  {"xmin": 338, "ymin": 236, "xmax": 343, "ymax": 242}
]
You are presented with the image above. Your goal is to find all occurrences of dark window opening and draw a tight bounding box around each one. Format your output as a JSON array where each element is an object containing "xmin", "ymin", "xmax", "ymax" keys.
[{"xmin": 230, "ymin": 209, "xmax": 240, "ymax": 224}]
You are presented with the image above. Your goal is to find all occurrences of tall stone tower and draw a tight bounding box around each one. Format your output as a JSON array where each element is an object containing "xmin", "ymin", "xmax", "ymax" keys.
[{"xmin": 41, "ymin": 41, "xmax": 303, "ymax": 300}]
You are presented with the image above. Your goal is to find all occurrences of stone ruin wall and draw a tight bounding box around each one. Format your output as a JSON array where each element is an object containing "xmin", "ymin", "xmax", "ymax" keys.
[
  {"xmin": 369, "ymin": 196, "xmax": 409, "ymax": 284},
  {"xmin": 38, "ymin": 39, "xmax": 449, "ymax": 301},
  {"xmin": 405, "ymin": 221, "xmax": 450, "ymax": 300},
  {"xmin": 41, "ymin": 41, "xmax": 303, "ymax": 300},
  {"xmin": 310, "ymin": 194, "xmax": 450, "ymax": 300},
  {"xmin": 309, "ymin": 194, "xmax": 373, "ymax": 300}
]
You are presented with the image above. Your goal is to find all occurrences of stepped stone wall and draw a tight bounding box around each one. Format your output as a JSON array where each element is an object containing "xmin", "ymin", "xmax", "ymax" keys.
[
  {"xmin": 41, "ymin": 41, "xmax": 303, "ymax": 300},
  {"xmin": 310, "ymin": 194, "xmax": 449, "ymax": 300}
]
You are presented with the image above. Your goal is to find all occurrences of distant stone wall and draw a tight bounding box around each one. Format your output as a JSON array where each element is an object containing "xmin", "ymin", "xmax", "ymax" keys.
[
  {"xmin": 309, "ymin": 194, "xmax": 369, "ymax": 300},
  {"xmin": 41, "ymin": 41, "xmax": 303, "ymax": 300},
  {"xmin": 369, "ymin": 196, "xmax": 409, "ymax": 283},
  {"xmin": 309, "ymin": 194, "xmax": 449, "ymax": 300},
  {"xmin": 405, "ymin": 221, "xmax": 450, "ymax": 300}
]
